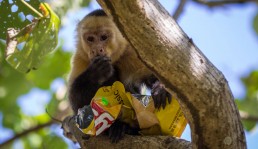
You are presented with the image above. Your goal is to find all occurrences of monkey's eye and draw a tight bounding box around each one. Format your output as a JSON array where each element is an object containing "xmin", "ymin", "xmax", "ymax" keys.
[
  {"xmin": 100, "ymin": 35, "xmax": 108, "ymax": 41},
  {"xmin": 87, "ymin": 36, "xmax": 95, "ymax": 42}
]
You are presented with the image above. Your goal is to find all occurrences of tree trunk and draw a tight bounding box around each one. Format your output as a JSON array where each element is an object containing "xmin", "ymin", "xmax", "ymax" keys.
[{"xmin": 95, "ymin": 0, "xmax": 246, "ymax": 148}]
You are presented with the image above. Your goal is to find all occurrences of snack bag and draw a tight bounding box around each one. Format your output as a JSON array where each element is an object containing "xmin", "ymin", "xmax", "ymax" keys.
[
  {"xmin": 129, "ymin": 94, "xmax": 187, "ymax": 137},
  {"xmin": 155, "ymin": 97, "xmax": 187, "ymax": 137},
  {"xmin": 75, "ymin": 105, "xmax": 95, "ymax": 135},
  {"xmin": 75, "ymin": 81, "xmax": 135, "ymax": 136},
  {"xmin": 75, "ymin": 81, "xmax": 187, "ymax": 137}
]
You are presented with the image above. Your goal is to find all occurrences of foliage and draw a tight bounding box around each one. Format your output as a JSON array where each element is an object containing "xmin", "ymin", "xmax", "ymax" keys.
[
  {"xmin": 253, "ymin": 12, "xmax": 258, "ymax": 35},
  {"xmin": 0, "ymin": 0, "xmax": 41, "ymax": 39},
  {"xmin": 0, "ymin": 45, "xmax": 71, "ymax": 148},
  {"xmin": 0, "ymin": 0, "xmax": 72, "ymax": 148},
  {"xmin": 47, "ymin": 0, "xmax": 91, "ymax": 18},
  {"xmin": 236, "ymin": 71, "xmax": 258, "ymax": 131},
  {"xmin": 42, "ymin": 134, "xmax": 68, "ymax": 149},
  {"xmin": 1, "ymin": 1, "xmax": 60, "ymax": 73}
]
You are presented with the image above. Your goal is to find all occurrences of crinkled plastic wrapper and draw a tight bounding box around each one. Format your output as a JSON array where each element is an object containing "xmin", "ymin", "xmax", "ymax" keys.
[{"xmin": 75, "ymin": 81, "xmax": 187, "ymax": 137}]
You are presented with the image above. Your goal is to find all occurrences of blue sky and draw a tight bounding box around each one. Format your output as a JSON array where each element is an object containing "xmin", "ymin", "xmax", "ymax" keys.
[{"xmin": 0, "ymin": 0, "xmax": 257, "ymax": 148}]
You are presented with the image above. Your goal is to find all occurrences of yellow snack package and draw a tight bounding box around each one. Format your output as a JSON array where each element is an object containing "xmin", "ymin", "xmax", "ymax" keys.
[
  {"xmin": 129, "ymin": 94, "xmax": 187, "ymax": 137},
  {"xmin": 155, "ymin": 98, "xmax": 187, "ymax": 137},
  {"xmin": 76, "ymin": 81, "xmax": 134, "ymax": 136},
  {"xmin": 75, "ymin": 81, "xmax": 187, "ymax": 137}
]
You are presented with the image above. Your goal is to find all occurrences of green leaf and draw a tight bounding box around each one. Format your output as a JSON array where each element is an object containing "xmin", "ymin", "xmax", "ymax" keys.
[
  {"xmin": 50, "ymin": 0, "xmax": 91, "ymax": 18},
  {"xmin": 236, "ymin": 99, "xmax": 258, "ymax": 131},
  {"xmin": 0, "ymin": 0, "xmax": 41, "ymax": 40},
  {"xmin": 46, "ymin": 96, "xmax": 60, "ymax": 119},
  {"xmin": 2, "ymin": 106, "xmax": 22, "ymax": 130},
  {"xmin": 80, "ymin": 0, "xmax": 91, "ymax": 7},
  {"xmin": 43, "ymin": 134, "xmax": 68, "ymax": 149},
  {"xmin": 28, "ymin": 133, "xmax": 42, "ymax": 148},
  {"xmin": 4, "ymin": 2, "xmax": 61, "ymax": 73},
  {"xmin": 0, "ymin": 40, "xmax": 5, "ymax": 56},
  {"xmin": 236, "ymin": 99, "xmax": 258, "ymax": 117},
  {"xmin": 236, "ymin": 70, "xmax": 258, "ymax": 131},
  {"xmin": 26, "ymin": 48, "xmax": 71, "ymax": 89},
  {"xmin": 0, "ymin": 49, "xmax": 31, "ymax": 129},
  {"xmin": 241, "ymin": 71, "xmax": 258, "ymax": 101},
  {"xmin": 21, "ymin": 133, "xmax": 42, "ymax": 149},
  {"xmin": 242, "ymin": 120, "xmax": 256, "ymax": 131},
  {"xmin": 253, "ymin": 12, "xmax": 258, "ymax": 35},
  {"xmin": 34, "ymin": 114, "xmax": 51, "ymax": 124}
]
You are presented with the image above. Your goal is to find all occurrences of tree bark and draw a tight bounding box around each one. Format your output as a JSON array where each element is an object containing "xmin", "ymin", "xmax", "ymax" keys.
[
  {"xmin": 62, "ymin": 116, "xmax": 191, "ymax": 149},
  {"xmin": 95, "ymin": 0, "xmax": 246, "ymax": 149}
]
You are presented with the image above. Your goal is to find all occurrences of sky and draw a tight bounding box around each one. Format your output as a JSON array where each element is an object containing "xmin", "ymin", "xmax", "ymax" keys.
[{"xmin": 0, "ymin": 0, "xmax": 257, "ymax": 148}]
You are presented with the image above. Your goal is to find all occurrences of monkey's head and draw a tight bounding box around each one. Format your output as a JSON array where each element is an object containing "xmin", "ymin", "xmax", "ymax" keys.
[{"xmin": 77, "ymin": 9, "xmax": 128, "ymax": 63}]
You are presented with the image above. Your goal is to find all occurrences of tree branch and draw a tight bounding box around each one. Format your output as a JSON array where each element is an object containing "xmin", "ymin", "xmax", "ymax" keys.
[
  {"xmin": 193, "ymin": 0, "xmax": 256, "ymax": 7},
  {"xmin": 0, "ymin": 88, "xmax": 72, "ymax": 148},
  {"xmin": 240, "ymin": 111, "xmax": 258, "ymax": 122},
  {"xmin": 0, "ymin": 120, "xmax": 54, "ymax": 148},
  {"xmin": 173, "ymin": 0, "xmax": 188, "ymax": 21},
  {"xmin": 61, "ymin": 116, "xmax": 191, "ymax": 149},
  {"xmin": 97, "ymin": 0, "xmax": 246, "ymax": 148}
]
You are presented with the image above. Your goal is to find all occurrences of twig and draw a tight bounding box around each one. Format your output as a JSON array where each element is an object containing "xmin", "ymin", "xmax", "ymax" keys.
[
  {"xmin": 46, "ymin": 108, "xmax": 62, "ymax": 123},
  {"xmin": 173, "ymin": 0, "xmax": 188, "ymax": 21},
  {"xmin": 240, "ymin": 111, "xmax": 258, "ymax": 122},
  {"xmin": 0, "ymin": 120, "xmax": 54, "ymax": 148},
  {"xmin": 20, "ymin": 0, "xmax": 43, "ymax": 17},
  {"xmin": 193, "ymin": 0, "xmax": 256, "ymax": 7}
]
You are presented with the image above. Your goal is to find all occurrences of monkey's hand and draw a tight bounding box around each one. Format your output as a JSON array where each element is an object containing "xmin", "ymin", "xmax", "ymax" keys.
[
  {"xmin": 87, "ymin": 56, "xmax": 114, "ymax": 84},
  {"xmin": 151, "ymin": 81, "xmax": 172, "ymax": 109}
]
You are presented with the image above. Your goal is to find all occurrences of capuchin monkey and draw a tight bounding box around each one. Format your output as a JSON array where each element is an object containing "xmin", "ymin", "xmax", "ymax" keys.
[{"xmin": 68, "ymin": 9, "xmax": 171, "ymax": 142}]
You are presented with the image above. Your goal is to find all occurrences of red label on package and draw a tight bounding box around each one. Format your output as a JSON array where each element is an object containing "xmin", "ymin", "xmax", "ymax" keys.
[{"xmin": 91, "ymin": 102, "xmax": 115, "ymax": 136}]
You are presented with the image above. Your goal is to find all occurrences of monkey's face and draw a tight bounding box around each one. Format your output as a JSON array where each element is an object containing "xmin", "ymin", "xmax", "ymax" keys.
[
  {"xmin": 78, "ymin": 16, "xmax": 127, "ymax": 63},
  {"xmin": 83, "ymin": 29, "xmax": 111, "ymax": 57}
]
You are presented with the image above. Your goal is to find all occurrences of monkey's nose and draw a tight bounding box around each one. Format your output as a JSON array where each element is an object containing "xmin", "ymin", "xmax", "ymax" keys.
[
  {"xmin": 99, "ymin": 48, "xmax": 104, "ymax": 53},
  {"xmin": 96, "ymin": 48, "xmax": 106, "ymax": 56}
]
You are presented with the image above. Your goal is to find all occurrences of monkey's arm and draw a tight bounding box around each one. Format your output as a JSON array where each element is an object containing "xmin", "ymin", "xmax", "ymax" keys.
[
  {"xmin": 68, "ymin": 56, "xmax": 117, "ymax": 113},
  {"xmin": 69, "ymin": 56, "xmax": 132, "ymax": 143},
  {"xmin": 68, "ymin": 53, "xmax": 89, "ymax": 84},
  {"xmin": 144, "ymin": 75, "xmax": 172, "ymax": 109}
]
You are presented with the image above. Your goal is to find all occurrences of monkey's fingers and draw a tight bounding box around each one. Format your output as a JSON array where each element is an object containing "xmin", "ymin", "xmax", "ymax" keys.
[
  {"xmin": 96, "ymin": 57, "xmax": 111, "ymax": 66},
  {"xmin": 152, "ymin": 92, "xmax": 162, "ymax": 109},
  {"xmin": 91, "ymin": 56, "xmax": 111, "ymax": 65},
  {"xmin": 152, "ymin": 86, "xmax": 172, "ymax": 109},
  {"xmin": 161, "ymin": 91, "xmax": 172, "ymax": 109},
  {"xmin": 160, "ymin": 91, "xmax": 168, "ymax": 109},
  {"xmin": 108, "ymin": 121, "xmax": 125, "ymax": 143},
  {"xmin": 167, "ymin": 92, "xmax": 172, "ymax": 104},
  {"xmin": 151, "ymin": 84, "xmax": 163, "ymax": 109},
  {"xmin": 97, "ymin": 61, "xmax": 112, "ymax": 71},
  {"xmin": 89, "ymin": 56, "xmax": 113, "ymax": 78},
  {"xmin": 91, "ymin": 55, "xmax": 103, "ymax": 64}
]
